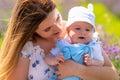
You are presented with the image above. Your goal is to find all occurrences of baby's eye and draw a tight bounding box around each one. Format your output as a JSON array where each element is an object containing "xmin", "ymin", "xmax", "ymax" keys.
[
  {"xmin": 75, "ymin": 28, "xmax": 80, "ymax": 30},
  {"xmin": 85, "ymin": 29, "xmax": 90, "ymax": 31}
]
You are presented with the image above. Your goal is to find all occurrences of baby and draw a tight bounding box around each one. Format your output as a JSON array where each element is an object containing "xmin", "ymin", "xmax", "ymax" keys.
[{"xmin": 46, "ymin": 3, "xmax": 104, "ymax": 80}]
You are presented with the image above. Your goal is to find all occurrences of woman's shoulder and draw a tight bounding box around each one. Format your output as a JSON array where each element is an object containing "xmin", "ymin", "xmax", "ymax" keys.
[
  {"xmin": 22, "ymin": 41, "xmax": 34, "ymax": 52},
  {"xmin": 21, "ymin": 41, "xmax": 43, "ymax": 58}
]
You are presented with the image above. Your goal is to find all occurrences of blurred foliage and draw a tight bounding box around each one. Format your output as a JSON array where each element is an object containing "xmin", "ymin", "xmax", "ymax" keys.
[
  {"xmin": 93, "ymin": 3, "xmax": 120, "ymax": 37},
  {"xmin": 0, "ymin": 36, "xmax": 3, "ymax": 48},
  {"xmin": 0, "ymin": 31, "xmax": 3, "ymax": 48},
  {"xmin": 54, "ymin": 0, "xmax": 63, "ymax": 14}
]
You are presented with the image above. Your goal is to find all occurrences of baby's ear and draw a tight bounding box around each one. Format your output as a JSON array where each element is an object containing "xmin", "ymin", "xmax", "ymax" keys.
[{"xmin": 92, "ymin": 31, "xmax": 99, "ymax": 41}]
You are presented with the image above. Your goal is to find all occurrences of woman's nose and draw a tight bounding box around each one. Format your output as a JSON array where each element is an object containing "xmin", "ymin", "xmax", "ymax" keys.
[{"xmin": 53, "ymin": 23, "xmax": 61, "ymax": 32}]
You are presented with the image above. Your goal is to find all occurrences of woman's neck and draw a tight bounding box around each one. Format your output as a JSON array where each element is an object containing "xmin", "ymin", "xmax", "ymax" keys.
[{"xmin": 35, "ymin": 38, "xmax": 56, "ymax": 55}]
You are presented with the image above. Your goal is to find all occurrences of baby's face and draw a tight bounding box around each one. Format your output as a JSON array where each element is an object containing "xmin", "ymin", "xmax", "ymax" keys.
[{"xmin": 68, "ymin": 21, "xmax": 93, "ymax": 44}]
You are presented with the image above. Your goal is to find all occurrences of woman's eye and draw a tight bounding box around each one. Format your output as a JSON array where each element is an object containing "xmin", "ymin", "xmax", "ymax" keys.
[{"xmin": 44, "ymin": 27, "xmax": 51, "ymax": 32}]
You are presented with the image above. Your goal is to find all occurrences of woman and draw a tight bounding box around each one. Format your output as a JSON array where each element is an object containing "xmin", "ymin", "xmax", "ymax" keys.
[
  {"xmin": 0, "ymin": 0, "xmax": 118, "ymax": 80},
  {"xmin": 0, "ymin": 0, "xmax": 60, "ymax": 80}
]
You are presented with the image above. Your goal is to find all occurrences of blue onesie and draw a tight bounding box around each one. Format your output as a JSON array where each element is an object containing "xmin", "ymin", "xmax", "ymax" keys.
[{"xmin": 50, "ymin": 39, "xmax": 103, "ymax": 80}]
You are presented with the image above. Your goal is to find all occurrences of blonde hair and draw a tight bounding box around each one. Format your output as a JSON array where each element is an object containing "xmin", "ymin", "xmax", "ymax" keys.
[{"xmin": 0, "ymin": 0, "xmax": 56, "ymax": 80}]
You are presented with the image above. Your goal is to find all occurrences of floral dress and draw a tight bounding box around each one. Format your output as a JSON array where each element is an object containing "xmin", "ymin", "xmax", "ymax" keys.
[{"xmin": 21, "ymin": 41, "xmax": 55, "ymax": 80}]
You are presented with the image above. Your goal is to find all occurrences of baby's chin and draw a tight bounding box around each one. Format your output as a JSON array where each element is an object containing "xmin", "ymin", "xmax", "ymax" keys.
[{"xmin": 73, "ymin": 41, "xmax": 89, "ymax": 44}]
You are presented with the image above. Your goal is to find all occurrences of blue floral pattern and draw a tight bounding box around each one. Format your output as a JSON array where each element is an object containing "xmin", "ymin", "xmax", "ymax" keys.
[{"xmin": 21, "ymin": 41, "xmax": 55, "ymax": 80}]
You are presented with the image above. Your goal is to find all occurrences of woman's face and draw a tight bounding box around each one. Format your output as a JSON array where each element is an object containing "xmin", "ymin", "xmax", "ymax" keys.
[
  {"xmin": 68, "ymin": 21, "xmax": 93, "ymax": 44},
  {"xmin": 35, "ymin": 8, "xmax": 62, "ymax": 40}
]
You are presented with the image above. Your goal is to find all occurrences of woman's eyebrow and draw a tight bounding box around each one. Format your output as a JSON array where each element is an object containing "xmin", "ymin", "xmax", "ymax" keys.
[{"xmin": 56, "ymin": 14, "xmax": 60, "ymax": 22}]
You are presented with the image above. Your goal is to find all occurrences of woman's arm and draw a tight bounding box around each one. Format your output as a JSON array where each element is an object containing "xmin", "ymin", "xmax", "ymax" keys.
[
  {"xmin": 57, "ymin": 50, "xmax": 119, "ymax": 80},
  {"xmin": 9, "ymin": 57, "xmax": 29, "ymax": 80}
]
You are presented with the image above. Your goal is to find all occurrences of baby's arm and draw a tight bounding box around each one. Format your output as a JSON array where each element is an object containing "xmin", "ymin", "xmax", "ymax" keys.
[
  {"xmin": 84, "ymin": 54, "xmax": 104, "ymax": 66},
  {"xmin": 45, "ymin": 53, "xmax": 64, "ymax": 66}
]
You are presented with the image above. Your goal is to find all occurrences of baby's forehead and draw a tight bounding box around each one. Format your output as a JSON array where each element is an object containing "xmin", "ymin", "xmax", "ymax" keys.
[{"xmin": 71, "ymin": 21, "xmax": 93, "ymax": 28}]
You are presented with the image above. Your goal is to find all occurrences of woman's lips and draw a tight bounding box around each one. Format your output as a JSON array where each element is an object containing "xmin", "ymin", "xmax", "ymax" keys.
[{"xmin": 54, "ymin": 32, "xmax": 60, "ymax": 36}]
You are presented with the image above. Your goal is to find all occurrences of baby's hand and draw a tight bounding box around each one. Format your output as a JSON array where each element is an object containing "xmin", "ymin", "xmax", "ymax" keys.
[
  {"xmin": 84, "ymin": 54, "xmax": 92, "ymax": 66},
  {"xmin": 45, "ymin": 53, "xmax": 64, "ymax": 66},
  {"xmin": 56, "ymin": 53, "xmax": 64, "ymax": 65}
]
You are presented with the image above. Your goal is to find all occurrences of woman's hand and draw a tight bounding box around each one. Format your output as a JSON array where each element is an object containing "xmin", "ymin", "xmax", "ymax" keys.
[{"xmin": 56, "ymin": 60, "xmax": 82, "ymax": 79}]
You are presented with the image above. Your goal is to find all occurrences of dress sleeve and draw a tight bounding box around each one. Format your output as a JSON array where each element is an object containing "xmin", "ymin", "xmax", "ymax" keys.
[
  {"xmin": 21, "ymin": 41, "xmax": 33, "ymax": 59},
  {"xmin": 50, "ymin": 39, "xmax": 66, "ymax": 56}
]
